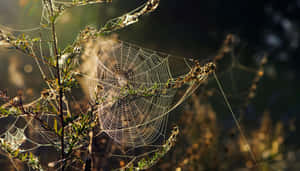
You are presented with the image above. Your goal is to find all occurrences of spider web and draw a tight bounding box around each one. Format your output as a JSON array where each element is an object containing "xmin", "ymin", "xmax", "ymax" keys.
[
  {"xmin": 80, "ymin": 38, "xmax": 212, "ymax": 149},
  {"xmin": 0, "ymin": 115, "xmax": 58, "ymax": 152},
  {"xmin": 0, "ymin": 95, "xmax": 62, "ymax": 170}
]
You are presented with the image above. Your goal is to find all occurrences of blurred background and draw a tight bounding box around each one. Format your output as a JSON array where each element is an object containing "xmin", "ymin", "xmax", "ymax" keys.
[{"xmin": 0, "ymin": 0, "xmax": 299, "ymax": 170}]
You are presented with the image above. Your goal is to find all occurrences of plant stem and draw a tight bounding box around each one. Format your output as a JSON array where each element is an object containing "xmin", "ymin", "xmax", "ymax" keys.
[
  {"xmin": 85, "ymin": 130, "xmax": 94, "ymax": 171},
  {"xmin": 47, "ymin": 0, "xmax": 65, "ymax": 170}
]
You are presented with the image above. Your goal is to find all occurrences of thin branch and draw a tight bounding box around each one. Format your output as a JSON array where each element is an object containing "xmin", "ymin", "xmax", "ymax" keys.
[{"xmin": 47, "ymin": 0, "xmax": 65, "ymax": 170}]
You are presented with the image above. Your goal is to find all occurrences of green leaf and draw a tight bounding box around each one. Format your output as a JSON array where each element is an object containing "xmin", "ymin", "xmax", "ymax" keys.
[
  {"xmin": 54, "ymin": 119, "xmax": 58, "ymax": 133},
  {"xmin": 22, "ymin": 153, "xmax": 28, "ymax": 161},
  {"xmin": 14, "ymin": 149, "xmax": 20, "ymax": 157},
  {"xmin": 32, "ymin": 37, "xmax": 41, "ymax": 42},
  {"xmin": 58, "ymin": 128, "xmax": 63, "ymax": 136},
  {"xmin": 30, "ymin": 152, "xmax": 33, "ymax": 160}
]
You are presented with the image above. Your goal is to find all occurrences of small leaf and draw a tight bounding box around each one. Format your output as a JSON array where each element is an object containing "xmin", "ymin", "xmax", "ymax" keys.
[
  {"xmin": 14, "ymin": 149, "xmax": 20, "ymax": 157},
  {"xmin": 30, "ymin": 152, "xmax": 33, "ymax": 160},
  {"xmin": 22, "ymin": 153, "xmax": 28, "ymax": 161},
  {"xmin": 58, "ymin": 128, "xmax": 63, "ymax": 136},
  {"xmin": 54, "ymin": 119, "xmax": 58, "ymax": 133},
  {"xmin": 32, "ymin": 37, "xmax": 41, "ymax": 42}
]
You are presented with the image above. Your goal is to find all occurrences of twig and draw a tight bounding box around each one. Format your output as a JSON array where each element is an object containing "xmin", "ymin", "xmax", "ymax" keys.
[{"xmin": 84, "ymin": 131, "xmax": 93, "ymax": 171}]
